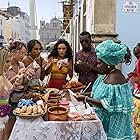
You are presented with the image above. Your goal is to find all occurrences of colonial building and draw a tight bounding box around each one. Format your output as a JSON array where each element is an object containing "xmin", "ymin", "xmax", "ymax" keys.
[
  {"xmin": 1, "ymin": 6, "xmax": 30, "ymax": 43},
  {"xmin": 62, "ymin": 0, "xmax": 119, "ymax": 48},
  {"xmin": 0, "ymin": 15, "xmax": 4, "ymax": 45},
  {"xmin": 0, "ymin": 15, "xmax": 4, "ymax": 37},
  {"xmin": 39, "ymin": 17, "xmax": 63, "ymax": 46},
  {"xmin": 62, "ymin": 0, "xmax": 140, "ymax": 75},
  {"xmin": 0, "ymin": 9, "xmax": 13, "ymax": 44}
]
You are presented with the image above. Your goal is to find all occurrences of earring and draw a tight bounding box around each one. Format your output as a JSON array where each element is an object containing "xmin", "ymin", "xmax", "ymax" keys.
[{"xmin": 108, "ymin": 65, "xmax": 110, "ymax": 69}]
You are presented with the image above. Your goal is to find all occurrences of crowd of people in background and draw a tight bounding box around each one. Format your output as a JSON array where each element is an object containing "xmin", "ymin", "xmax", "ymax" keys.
[{"xmin": 0, "ymin": 31, "xmax": 140, "ymax": 139}]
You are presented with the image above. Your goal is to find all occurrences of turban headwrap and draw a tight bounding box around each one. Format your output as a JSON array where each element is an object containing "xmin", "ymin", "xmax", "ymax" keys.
[{"xmin": 95, "ymin": 40, "xmax": 127, "ymax": 66}]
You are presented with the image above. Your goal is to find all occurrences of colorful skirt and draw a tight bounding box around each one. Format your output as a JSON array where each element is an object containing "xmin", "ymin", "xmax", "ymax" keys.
[
  {"xmin": 48, "ymin": 78, "xmax": 67, "ymax": 90},
  {"xmin": 133, "ymin": 97, "xmax": 140, "ymax": 139}
]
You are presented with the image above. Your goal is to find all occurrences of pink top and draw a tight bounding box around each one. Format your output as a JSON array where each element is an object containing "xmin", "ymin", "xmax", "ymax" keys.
[
  {"xmin": 0, "ymin": 90, "xmax": 9, "ymax": 99},
  {"xmin": 6, "ymin": 61, "xmax": 25, "ymax": 80}
]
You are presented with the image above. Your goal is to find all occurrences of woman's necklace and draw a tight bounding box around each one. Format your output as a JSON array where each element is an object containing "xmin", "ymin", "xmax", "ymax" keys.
[{"xmin": 104, "ymin": 69, "xmax": 116, "ymax": 81}]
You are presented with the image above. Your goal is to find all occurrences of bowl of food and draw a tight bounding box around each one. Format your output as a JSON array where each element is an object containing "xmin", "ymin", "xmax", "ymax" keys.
[
  {"xmin": 49, "ymin": 92, "xmax": 61, "ymax": 100},
  {"xmin": 47, "ymin": 99, "xmax": 58, "ymax": 107},
  {"xmin": 48, "ymin": 106, "xmax": 68, "ymax": 121}
]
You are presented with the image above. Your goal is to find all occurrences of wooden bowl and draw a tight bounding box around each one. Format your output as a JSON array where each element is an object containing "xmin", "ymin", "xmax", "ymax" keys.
[
  {"xmin": 47, "ymin": 99, "xmax": 58, "ymax": 107},
  {"xmin": 48, "ymin": 106, "xmax": 68, "ymax": 121},
  {"xmin": 49, "ymin": 92, "xmax": 61, "ymax": 99}
]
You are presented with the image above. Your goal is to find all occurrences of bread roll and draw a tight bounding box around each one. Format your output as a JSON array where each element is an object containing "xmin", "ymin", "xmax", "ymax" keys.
[
  {"xmin": 70, "ymin": 81, "xmax": 77, "ymax": 87},
  {"xmin": 76, "ymin": 82, "xmax": 83, "ymax": 87},
  {"xmin": 21, "ymin": 106, "xmax": 27, "ymax": 113},
  {"xmin": 44, "ymin": 104, "xmax": 48, "ymax": 112},
  {"xmin": 32, "ymin": 105, "xmax": 38, "ymax": 114},
  {"xmin": 26, "ymin": 106, "xmax": 33, "ymax": 115},
  {"xmin": 37, "ymin": 105, "xmax": 43, "ymax": 114},
  {"xmin": 15, "ymin": 107, "xmax": 21, "ymax": 114}
]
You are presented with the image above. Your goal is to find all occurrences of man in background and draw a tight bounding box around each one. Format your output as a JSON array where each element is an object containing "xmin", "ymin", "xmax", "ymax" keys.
[{"xmin": 74, "ymin": 31, "xmax": 99, "ymax": 91}]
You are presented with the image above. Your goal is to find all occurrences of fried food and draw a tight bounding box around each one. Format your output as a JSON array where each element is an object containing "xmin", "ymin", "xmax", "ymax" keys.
[
  {"xmin": 32, "ymin": 105, "xmax": 38, "ymax": 114},
  {"xmin": 37, "ymin": 105, "xmax": 43, "ymax": 114},
  {"xmin": 14, "ymin": 107, "xmax": 21, "ymax": 114},
  {"xmin": 21, "ymin": 106, "xmax": 27, "ymax": 113},
  {"xmin": 26, "ymin": 106, "xmax": 33, "ymax": 115},
  {"xmin": 64, "ymin": 81, "xmax": 86, "ymax": 92}
]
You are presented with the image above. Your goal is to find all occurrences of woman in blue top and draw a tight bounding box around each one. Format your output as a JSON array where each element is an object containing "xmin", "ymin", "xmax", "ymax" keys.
[{"xmin": 76, "ymin": 40, "xmax": 135, "ymax": 140}]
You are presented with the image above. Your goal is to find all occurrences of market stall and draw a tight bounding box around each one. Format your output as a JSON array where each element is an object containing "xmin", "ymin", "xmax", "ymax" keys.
[{"xmin": 9, "ymin": 85, "xmax": 107, "ymax": 140}]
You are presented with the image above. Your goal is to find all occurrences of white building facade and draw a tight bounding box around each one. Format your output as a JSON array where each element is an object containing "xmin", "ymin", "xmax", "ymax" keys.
[
  {"xmin": 39, "ymin": 17, "xmax": 63, "ymax": 46},
  {"xmin": 0, "ymin": 15, "xmax": 5, "ymax": 44},
  {"xmin": 0, "ymin": 15, "xmax": 4, "ymax": 36},
  {"xmin": 2, "ymin": 6, "xmax": 30, "ymax": 43},
  {"xmin": 63, "ymin": 0, "xmax": 123, "ymax": 69}
]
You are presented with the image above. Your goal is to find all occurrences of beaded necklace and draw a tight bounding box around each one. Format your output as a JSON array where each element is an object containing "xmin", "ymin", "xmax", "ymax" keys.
[{"xmin": 104, "ymin": 69, "xmax": 116, "ymax": 81}]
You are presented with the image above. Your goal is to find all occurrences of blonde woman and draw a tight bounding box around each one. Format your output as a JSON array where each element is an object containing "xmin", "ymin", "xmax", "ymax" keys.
[
  {"xmin": 5, "ymin": 40, "xmax": 27, "ymax": 139},
  {"xmin": 0, "ymin": 48, "xmax": 13, "ymax": 140}
]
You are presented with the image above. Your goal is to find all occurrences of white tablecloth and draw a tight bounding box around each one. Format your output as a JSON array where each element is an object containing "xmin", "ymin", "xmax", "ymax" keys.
[{"xmin": 9, "ymin": 117, "xmax": 107, "ymax": 140}]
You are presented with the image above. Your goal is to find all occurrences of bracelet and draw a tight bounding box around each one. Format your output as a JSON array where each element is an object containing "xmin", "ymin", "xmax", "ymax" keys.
[{"xmin": 84, "ymin": 96, "xmax": 88, "ymax": 103}]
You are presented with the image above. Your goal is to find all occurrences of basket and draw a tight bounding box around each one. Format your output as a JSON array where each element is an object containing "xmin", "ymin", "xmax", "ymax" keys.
[{"xmin": 13, "ymin": 109, "xmax": 46, "ymax": 119}]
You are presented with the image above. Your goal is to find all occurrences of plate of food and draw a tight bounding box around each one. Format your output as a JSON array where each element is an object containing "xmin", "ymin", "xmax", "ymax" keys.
[
  {"xmin": 64, "ymin": 81, "xmax": 86, "ymax": 92},
  {"xmin": 13, "ymin": 105, "xmax": 46, "ymax": 119},
  {"xmin": 31, "ymin": 85, "xmax": 47, "ymax": 91}
]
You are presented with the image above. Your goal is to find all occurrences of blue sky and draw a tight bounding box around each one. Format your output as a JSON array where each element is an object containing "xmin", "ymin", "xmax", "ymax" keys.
[{"xmin": 0, "ymin": 0, "xmax": 63, "ymax": 25}]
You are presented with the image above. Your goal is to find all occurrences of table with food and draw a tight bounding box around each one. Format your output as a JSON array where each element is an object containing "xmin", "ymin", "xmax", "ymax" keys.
[{"xmin": 9, "ymin": 81, "xmax": 107, "ymax": 140}]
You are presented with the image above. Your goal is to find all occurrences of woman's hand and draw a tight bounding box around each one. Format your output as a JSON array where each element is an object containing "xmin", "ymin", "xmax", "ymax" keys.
[
  {"xmin": 14, "ymin": 74, "xmax": 24, "ymax": 86},
  {"xmin": 52, "ymin": 59, "xmax": 58, "ymax": 63},
  {"xmin": 45, "ymin": 59, "xmax": 58, "ymax": 70},
  {"xmin": 44, "ymin": 61, "xmax": 52, "ymax": 70},
  {"xmin": 127, "ymin": 72, "xmax": 135, "ymax": 77},
  {"xmin": 134, "ymin": 77, "xmax": 140, "ymax": 83},
  {"xmin": 74, "ymin": 93, "xmax": 85, "ymax": 102},
  {"xmin": 24, "ymin": 68, "xmax": 35, "ymax": 80},
  {"xmin": 9, "ymin": 68, "xmax": 26, "ymax": 84},
  {"xmin": 75, "ymin": 61, "xmax": 89, "ymax": 70},
  {"xmin": 17, "ymin": 68, "xmax": 26, "ymax": 75},
  {"xmin": 57, "ymin": 59, "xmax": 67, "ymax": 68},
  {"xmin": 42, "ymin": 60, "xmax": 48, "ymax": 69},
  {"xmin": 61, "ymin": 61, "xmax": 70, "ymax": 68}
]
